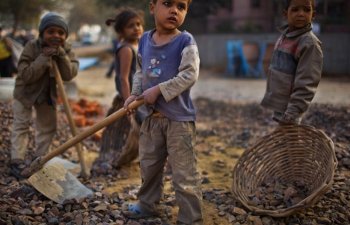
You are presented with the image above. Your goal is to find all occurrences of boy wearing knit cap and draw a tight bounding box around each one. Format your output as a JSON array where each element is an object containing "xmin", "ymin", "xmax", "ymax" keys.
[{"xmin": 10, "ymin": 12, "xmax": 79, "ymax": 179}]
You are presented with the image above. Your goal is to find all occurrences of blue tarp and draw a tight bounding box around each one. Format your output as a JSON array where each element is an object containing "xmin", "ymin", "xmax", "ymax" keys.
[
  {"xmin": 226, "ymin": 41, "xmax": 266, "ymax": 78},
  {"xmin": 78, "ymin": 57, "xmax": 99, "ymax": 70}
]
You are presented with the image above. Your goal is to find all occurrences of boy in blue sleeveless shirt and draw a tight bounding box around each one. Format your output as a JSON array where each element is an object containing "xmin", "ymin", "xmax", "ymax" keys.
[{"xmin": 123, "ymin": 0, "xmax": 203, "ymax": 224}]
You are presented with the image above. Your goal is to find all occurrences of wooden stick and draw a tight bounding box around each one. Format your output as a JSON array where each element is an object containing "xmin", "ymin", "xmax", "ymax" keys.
[
  {"xmin": 52, "ymin": 61, "xmax": 89, "ymax": 178},
  {"xmin": 24, "ymin": 98, "xmax": 144, "ymax": 177}
]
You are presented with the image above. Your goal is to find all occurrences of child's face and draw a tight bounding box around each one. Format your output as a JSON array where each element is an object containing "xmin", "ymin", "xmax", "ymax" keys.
[
  {"xmin": 42, "ymin": 26, "xmax": 67, "ymax": 48},
  {"xmin": 150, "ymin": 0, "xmax": 189, "ymax": 32},
  {"xmin": 122, "ymin": 17, "xmax": 144, "ymax": 43},
  {"xmin": 284, "ymin": 0, "xmax": 314, "ymax": 31}
]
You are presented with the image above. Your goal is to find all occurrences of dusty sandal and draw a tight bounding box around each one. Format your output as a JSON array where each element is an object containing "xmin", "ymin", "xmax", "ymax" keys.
[{"xmin": 122, "ymin": 203, "xmax": 157, "ymax": 219}]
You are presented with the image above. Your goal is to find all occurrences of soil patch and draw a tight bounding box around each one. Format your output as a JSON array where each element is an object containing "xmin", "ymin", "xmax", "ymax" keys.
[{"xmin": 1, "ymin": 98, "xmax": 349, "ymax": 225}]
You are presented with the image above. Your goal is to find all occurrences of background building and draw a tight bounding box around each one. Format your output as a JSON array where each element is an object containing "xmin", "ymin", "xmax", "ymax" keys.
[{"xmin": 198, "ymin": 0, "xmax": 350, "ymax": 34}]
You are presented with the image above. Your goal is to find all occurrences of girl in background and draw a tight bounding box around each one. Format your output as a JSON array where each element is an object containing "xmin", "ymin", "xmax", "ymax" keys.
[
  {"xmin": 94, "ymin": 8, "xmax": 146, "ymax": 174},
  {"xmin": 106, "ymin": 7, "xmax": 144, "ymax": 101}
]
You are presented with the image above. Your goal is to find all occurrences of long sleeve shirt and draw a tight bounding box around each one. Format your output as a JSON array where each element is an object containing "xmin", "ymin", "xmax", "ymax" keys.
[{"xmin": 131, "ymin": 30, "xmax": 200, "ymax": 121}]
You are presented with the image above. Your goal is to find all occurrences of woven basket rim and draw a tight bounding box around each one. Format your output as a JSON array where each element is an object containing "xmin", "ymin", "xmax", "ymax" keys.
[{"xmin": 231, "ymin": 124, "xmax": 338, "ymax": 217}]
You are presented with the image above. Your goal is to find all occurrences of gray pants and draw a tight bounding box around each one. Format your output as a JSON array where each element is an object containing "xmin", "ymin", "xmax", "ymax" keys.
[
  {"xmin": 137, "ymin": 116, "xmax": 203, "ymax": 225},
  {"xmin": 11, "ymin": 99, "xmax": 57, "ymax": 160}
]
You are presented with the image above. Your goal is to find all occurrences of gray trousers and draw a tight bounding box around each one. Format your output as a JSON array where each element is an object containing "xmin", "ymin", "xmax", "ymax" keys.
[
  {"xmin": 11, "ymin": 99, "xmax": 57, "ymax": 160},
  {"xmin": 137, "ymin": 116, "xmax": 203, "ymax": 225}
]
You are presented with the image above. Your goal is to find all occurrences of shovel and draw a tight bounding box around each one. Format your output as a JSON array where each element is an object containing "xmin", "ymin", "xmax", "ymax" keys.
[
  {"xmin": 24, "ymin": 98, "xmax": 144, "ymax": 203},
  {"xmin": 52, "ymin": 61, "xmax": 89, "ymax": 179}
]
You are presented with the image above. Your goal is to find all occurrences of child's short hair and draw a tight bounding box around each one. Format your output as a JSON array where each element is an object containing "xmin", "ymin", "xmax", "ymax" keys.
[
  {"xmin": 39, "ymin": 12, "xmax": 69, "ymax": 37},
  {"xmin": 105, "ymin": 8, "xmax": 144, "ymax": 34},
  {"xmin": 284, "ymin": 0, "xmax": 316, "ymax": 10}
]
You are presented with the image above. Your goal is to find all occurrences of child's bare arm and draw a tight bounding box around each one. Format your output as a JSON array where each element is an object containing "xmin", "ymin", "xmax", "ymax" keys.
[{"xmin": 118, "ymin": 46, "xmax": 133, "ymax": 101}]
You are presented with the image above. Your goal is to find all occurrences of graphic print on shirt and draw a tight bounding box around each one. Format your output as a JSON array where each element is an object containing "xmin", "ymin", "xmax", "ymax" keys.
[{"xmin": 146, "ymin": 54, "xmax": 167, "ymax": 78}]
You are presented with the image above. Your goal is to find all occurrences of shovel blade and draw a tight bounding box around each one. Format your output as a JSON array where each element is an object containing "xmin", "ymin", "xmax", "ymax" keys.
[
  {"xmin": 46, "ymin": 157, "xmax": 82, "ymax": 177},
  {"xmin": 28, "ymin": 162, "xmax": 93, "ymax": 204}
]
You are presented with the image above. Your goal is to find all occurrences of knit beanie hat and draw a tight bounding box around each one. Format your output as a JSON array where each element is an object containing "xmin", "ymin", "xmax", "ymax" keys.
[{"xmin": 39, "ymin": 12, "xmax": 69, "ymax": 37}]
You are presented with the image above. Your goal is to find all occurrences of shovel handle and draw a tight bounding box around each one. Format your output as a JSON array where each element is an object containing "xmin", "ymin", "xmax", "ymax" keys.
[
  {"xmin": 52, "ymin": 61, "xmax": 89, "ymax": 178},
  {"xmin": 24, "ymin": 98, "xmax": 144, "ymax": 177}
]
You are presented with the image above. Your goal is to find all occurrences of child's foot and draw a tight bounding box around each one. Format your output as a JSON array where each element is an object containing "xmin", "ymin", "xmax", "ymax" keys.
[{"xmin": 122, "ymin": 202, "xmax": 158, "ymax": 219}]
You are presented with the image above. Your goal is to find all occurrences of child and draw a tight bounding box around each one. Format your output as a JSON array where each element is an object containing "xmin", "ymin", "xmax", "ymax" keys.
[
  {"xmin": 94, "ymin": 8, "xmax": 145, "ymax": 171},
  {"xmin": 10, "ymin": 12, "xmax": 79, "ymax": 178},
  {"xmin": 261, "ymin": 0, "xmax": 323, "ymax": 125},
  {"xmin": 106, "ymin": 7, "xmax": 144, "ymax": 103},
  {"xmin": 123, "ymin": 0, "xmax": 203, "ymax": 224}
]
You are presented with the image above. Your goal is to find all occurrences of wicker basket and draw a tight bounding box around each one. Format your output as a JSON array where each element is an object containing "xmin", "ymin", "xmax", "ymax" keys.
[{"xmin": 232, "ymin": 125, "xmax": 337, "ymax": 217}]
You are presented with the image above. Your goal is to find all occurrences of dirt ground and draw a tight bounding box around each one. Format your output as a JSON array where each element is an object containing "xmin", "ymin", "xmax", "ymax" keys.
[
  {"xmin": 73, "ymin": 59, "xmax": 350, "ymax": 224},
  {"xmin": 1, "ymin": 52, "xmax": 349, "ymax": 225},
  {"xmin": 75, "ymin": 61, "xmax": 242, "ymax": 224}
]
